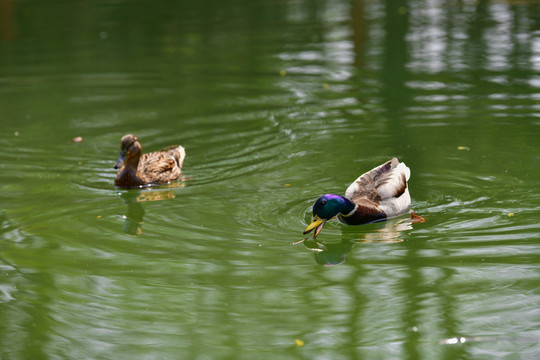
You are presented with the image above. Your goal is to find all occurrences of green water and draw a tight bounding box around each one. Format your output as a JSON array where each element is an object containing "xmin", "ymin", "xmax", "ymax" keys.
[{"xmin": 1, "ymin": 0, "xmax": 540, "ymax": 358}]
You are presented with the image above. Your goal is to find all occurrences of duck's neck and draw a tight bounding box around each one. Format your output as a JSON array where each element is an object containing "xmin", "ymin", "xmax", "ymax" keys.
[
  {"xmin": 125, "ymin": 154, "xmax": 140, "ymax": 171},
  {"xmin": 116, "ymin": 155, "xmax": 144, "ymax": 187},
  {"xmin": 337, "ymin": 196, "xmax": 356, "ymax": 215}
]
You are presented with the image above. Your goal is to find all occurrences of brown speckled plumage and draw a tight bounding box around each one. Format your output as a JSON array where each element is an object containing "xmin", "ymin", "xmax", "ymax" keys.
[{"xmin": 114, "ymin": 134, "xmax": 186, "ymax": 188}]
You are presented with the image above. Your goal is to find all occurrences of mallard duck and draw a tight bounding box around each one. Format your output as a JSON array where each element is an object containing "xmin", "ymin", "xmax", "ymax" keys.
[
  {"xmin": 114, "ymin": 134, "xmax": 186, "ymax": 188},
  {"xmin": 304, "ymin": 158, "xmax": 414, "ymax": 238}
]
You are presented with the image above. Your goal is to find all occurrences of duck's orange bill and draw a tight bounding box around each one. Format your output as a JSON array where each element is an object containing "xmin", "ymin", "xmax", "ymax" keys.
[{"xmin": 303, "ymin": 215, "xmax": 326, "ymax": 238}]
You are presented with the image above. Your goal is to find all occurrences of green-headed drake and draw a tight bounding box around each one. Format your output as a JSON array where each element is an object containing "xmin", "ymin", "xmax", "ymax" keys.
[
  {"xmin": 304, "ymin": 158, "xmax": 413, "ymax": 238},
  {"xmin": 114, "ymin": 134, "xmax": 186, "ymax": 188}
]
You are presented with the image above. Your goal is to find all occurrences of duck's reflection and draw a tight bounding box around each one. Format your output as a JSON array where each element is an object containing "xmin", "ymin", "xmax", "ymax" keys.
[
  {"xmin": 119, "ymin": 187, "xmax": 178, "ymax": 236},
  {"xmin": 302, "ymin": 237, "xmax": 355, "ymax": 266},
  {"xmin": 296, "ymin": 215, "xmax": 420, "ymax": 266},
  {"xmin": 119, "ymin": 191, "xmax": 145, "ymax": 236}
]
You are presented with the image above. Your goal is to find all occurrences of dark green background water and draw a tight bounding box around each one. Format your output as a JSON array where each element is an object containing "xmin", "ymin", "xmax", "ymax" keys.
[{"xmin": 1, "ymin": 0, "xmax": 540, "ymax": 358}]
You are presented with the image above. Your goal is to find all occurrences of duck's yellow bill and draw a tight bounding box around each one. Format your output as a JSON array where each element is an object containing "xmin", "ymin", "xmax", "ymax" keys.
[{"xmin": 303, "ymin": 215, "xmax": 326, "ymax": 238}]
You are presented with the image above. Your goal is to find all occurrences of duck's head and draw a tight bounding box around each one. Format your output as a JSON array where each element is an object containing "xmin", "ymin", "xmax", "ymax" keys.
[
  {"xmin": 114, "ymin": 134, "xmax": 142, "ymax": 169},
  {"xmin": 303, "ymin": 194, "xmax": 354, "ymax": 238}
]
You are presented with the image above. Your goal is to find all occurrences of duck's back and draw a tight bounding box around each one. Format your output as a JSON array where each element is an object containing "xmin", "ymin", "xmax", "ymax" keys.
[
  {"xmin": 137, "ymin": 145, "xmax": 186, "ymax": 184},
  {"xmin": 345, "ymin": 158, "xmax": 410, "ymax": 210}
]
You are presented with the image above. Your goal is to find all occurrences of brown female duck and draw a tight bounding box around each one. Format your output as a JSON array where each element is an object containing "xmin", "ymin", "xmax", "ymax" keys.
[{"xmin": 114, "ymin": 134, "xmax": 186, "ymax": 188}]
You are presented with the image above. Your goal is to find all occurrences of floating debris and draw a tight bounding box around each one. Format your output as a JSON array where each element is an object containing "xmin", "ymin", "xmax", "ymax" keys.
[
  {"xmin": 72, "ymin": 136, "xmax": 84, "ymax": 143},
  {"xmin": 291, "ymin": 238, "xmax": 308, "ymax": 245},
  {"xmin": 457, "ymin": 146, "xmax": 470, "ymax": 151},
  {"xmin": 508, "ymin": 212, "xmax": 514, "ymax": 217},
  {"xmin": 398, "ymin": 6, "xmax": 408, "ymax": 15},
  {"xmin": 295, "ymin": 339, "xmax": 304, "ymax": 347},
  {"xmin": 279, "ymin": 69, "xmax": 286, "ymax": 76}
]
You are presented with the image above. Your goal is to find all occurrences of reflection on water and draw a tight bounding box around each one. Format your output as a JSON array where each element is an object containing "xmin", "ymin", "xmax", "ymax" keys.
[
  {"xmin": 119, "ymin": 191, "xmax": 145, "ymax": 236},
  {"xmin": 119, "ymin": 187, "xmax": 179, "ymax": 236},
  {"xmin": 0, "ymin": 0, "xmax": 15, "ymax": 42},
  {"xmin": 297, "ymin": 215, "xmax": 422, "ymax": 266},
  {"xmin": 302, "ymin": 238, "xmax": 355, "ymax": 266},
  {"xmin": 440, "ymin": 335, "xmax": 540, "ymax": 346},
  {"xmin": 1, "ymin": 0, "xmax": 540, "ymax": 358}
]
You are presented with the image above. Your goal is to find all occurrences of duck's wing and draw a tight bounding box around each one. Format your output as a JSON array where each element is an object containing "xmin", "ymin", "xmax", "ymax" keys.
[
  {"xmin": 138, "ymin": 148, "xmax": 183, "ymax": 184},
  {"xmin": 345, "ymin": 158, "xmax": 410, "ymax": 203}
]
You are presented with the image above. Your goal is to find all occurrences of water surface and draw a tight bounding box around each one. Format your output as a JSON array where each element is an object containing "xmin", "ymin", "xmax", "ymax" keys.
[{"xmin": 1, "ymin": 0, "xmax": 540, "ymax": 359}]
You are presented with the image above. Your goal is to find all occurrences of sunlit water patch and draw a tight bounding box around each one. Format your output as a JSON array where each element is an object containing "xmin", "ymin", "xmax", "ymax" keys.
[{"xmin": 2, "ymin": 0, "xmax": 540, "ymax": 358}]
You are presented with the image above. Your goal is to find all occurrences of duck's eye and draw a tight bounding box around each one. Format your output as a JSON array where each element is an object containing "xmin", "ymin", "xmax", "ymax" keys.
[{"xmin": 320, "ymin": 199, "xmax": 327, "ymax": 206}]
